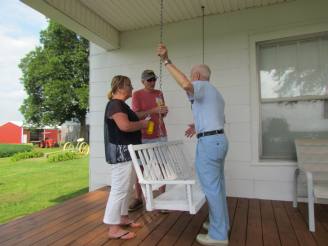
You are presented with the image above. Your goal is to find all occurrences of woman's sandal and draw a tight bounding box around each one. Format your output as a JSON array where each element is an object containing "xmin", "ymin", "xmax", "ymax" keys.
[{"xmin": 109, "ymin": 231, "xmax": 136, "ymax": 240}]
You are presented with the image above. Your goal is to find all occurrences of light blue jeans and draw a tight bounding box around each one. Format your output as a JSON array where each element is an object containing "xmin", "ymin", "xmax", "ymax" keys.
[{"xmin": 195, "ymin": 134, "xmax": 229, "ymax": 240}]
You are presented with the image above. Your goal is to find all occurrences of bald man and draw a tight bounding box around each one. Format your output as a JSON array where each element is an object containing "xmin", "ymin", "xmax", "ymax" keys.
[{"xmin": 157, "ymin": 44, "xmax": 229, "ymax": 246}]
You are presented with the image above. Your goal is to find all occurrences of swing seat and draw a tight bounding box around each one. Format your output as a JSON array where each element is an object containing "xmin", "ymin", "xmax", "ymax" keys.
[{"xmin": 128, "ymin": 140, "xmax": 206, "ymax": 214}]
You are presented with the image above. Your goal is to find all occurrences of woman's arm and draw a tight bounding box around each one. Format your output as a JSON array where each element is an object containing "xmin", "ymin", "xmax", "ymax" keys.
[{"xmin": 112, "ymin": 112, "xmax": 147, "ymax": 132}]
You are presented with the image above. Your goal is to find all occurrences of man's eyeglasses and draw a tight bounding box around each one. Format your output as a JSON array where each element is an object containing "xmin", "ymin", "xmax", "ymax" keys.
[{"xmin": 146, "ymin": 78, "xmax": 157, "ymax": 82}]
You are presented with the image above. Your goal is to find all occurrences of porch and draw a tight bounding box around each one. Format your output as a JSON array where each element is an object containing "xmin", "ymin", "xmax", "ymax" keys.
[{"xmin": 1, "ymin": 188, "xmax": 328, "ymax": 246}]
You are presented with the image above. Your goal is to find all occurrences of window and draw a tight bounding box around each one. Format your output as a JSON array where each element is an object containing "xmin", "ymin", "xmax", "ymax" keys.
[
  {"xmin": 258, "ymin": 33, "xmax": 328, "ymax": 160},
  {"xmin": 29, "ymin": 129, "xmax": 43, "ymax": 141}
]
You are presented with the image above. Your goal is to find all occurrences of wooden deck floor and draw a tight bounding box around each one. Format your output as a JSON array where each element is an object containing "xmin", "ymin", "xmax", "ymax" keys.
[{"xmin": 1, "ymin": 188, "xmax": 328, "ymax": 246}]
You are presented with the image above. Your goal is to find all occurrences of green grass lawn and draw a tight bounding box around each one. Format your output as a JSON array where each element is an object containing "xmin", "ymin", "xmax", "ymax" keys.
[{"xmin": 0, "ymin": 148, "xmax": 89, "ymax": 224}]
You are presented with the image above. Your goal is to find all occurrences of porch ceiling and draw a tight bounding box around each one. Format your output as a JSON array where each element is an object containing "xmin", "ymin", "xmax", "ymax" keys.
[
  {"xmin": 81, "ymin": 0, "xmax": 293, "ymax": 31},
  {"xmin": 22, "ymin": 0, "xmax": 294, "ymax": 50}
]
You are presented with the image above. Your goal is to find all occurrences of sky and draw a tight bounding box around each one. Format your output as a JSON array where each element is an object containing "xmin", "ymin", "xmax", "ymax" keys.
[{"xmin": 0, "ymin": 0, "xmax": 47, "ymax": 125}]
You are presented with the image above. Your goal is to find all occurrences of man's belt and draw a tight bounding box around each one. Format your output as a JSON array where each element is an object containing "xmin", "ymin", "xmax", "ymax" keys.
[{"xmin": 197, "ymin": 129, "xmax": 224, "ymax": 139}]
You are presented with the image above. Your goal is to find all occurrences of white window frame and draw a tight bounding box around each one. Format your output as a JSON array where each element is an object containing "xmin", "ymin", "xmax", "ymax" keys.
[{"xmin": 249, "ymin": 22, "xmax": 328, "ymax": 166}]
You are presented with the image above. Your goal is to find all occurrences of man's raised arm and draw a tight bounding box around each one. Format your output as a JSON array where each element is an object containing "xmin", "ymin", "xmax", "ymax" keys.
[{"xmin": 156, "ymin": 44, "xmax": 194, "ymax": 95}]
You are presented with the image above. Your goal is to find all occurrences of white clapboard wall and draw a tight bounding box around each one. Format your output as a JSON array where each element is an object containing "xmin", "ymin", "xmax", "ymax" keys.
[{"xmin": 89, "ymin": 0, "xmax": 328, "ymax": 201}]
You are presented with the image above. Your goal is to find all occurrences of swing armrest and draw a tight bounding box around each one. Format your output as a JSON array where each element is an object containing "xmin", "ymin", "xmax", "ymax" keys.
[{"xmin": 139, "ymin": 179, "xmax": 196, "ymax": 185}]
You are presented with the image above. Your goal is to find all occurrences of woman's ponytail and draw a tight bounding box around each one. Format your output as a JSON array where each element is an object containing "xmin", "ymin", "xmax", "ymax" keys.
[{"xmin": 107, "ymin": 90, "xmax": 113, "ymax": 100}]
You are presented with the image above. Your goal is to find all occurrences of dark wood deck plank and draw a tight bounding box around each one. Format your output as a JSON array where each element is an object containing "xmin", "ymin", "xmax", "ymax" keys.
[
  {"xmin": 70, "ymin": 223, "xmax": 108, "ymax": 246},
  {"xmin": 141, "ymin": 211, "xmax": 183, "ymax": 245},
  {"xmin": 50, "ymin": 209, "xmax": 107, "ymax": 246},
  {"xmin": 317, "ymin": 204, "xmax": 328, "ymax": 231},
  {"xmin": 0, "ymin": 191, "xmax": 107, "ymax": 245},
  {"xmin": 272, "ymin": 201, "xmax": 298, "ymax": 246},
  {"xmin": 69, "ymin": 207, "xmax": 151, "ymax": 246},
  {"xmin": 0, "ymin": 187, "xmax": 102, "ymax": 232},
  {"xmin": 298, "ymin": 203, "xmax": 328, "ymax": 246},
  {"xmin": 284, "ymin": 201, "xmax": 317, "ymax": 246},
  {"xmin": 86, "ymin": 210, "xmax": 160, "ymax": 246},
  {"xmin": 228, "ymin": 197, "xmax": 238, "ymax": 227},
  {"xmin": 174, "ymin": 204, "xmax": 208, "ymax": 246},
  {"xmin": 158, "ymin": 212, "xmax": 193, "ymax": 246},
  {"xmin": 246, "ymin": 199, "xmax": 263, "ymax": 246},
  {"xmin": 261, "ymin": 200, "xmax": 281, "ymax": 246},
  {"xmin": 229, "ymin": 198, "xmax": 248, "ymax": 246},
  {"xmin": 0, "ymin": 190, "xmax": 108, "ymax": 236},
  {"xmin": 32, "ymin": 205, "xmax": 106, "ymax": 246},
  {"xmin": 110, "ymin": 210, "xmax": 165, "ymax": 246},
  {"xmin": 322, "ymin": 204, "xmax": 328, "ymax": 213},
  {"xmin": 1, "ymin": 189, "xmax": 328, "ymax": 246},
  {"xmin": 121, "ymin": 211, "xmax": 168, "ymax": 246},
  {"xmin": 4, "ymin": 202, "xmax": 105, "ymax": 246}
]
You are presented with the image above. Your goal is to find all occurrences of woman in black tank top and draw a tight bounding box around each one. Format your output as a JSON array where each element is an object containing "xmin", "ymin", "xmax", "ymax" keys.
[{"xmin": 103, "ymin": 75, "xmax": 148, "ymax": 240}]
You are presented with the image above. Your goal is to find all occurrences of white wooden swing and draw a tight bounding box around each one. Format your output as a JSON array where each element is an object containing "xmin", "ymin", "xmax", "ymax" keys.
[
  {"xmin": 127, "ymin": 1, "xmax": 207, "ymax": 214},
  {"xmin": 128, "ymin": 140, "xmax": 206, "ymax": 214}
]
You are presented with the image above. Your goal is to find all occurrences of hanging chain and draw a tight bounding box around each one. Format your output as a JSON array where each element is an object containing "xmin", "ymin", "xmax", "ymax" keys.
[
  {"xmin": 201, "ymin": 5, "xmax": 205, "ymax": 64},
  {"xmin": 159, "ymin": 0, "xmax": 164, "ymax": 92},
  {"xmin": 158, "ymin": 0, "xmax": 164, "ymax": 138}
]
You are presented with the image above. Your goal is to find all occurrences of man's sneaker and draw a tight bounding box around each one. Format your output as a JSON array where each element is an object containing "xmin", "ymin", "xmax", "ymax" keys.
[
  {"xmin": 196, "ymin": 234, "xmax": 228, "ymax": 246},
  {"xmin": 128, "ymin": 199, "xmax": 143, "ymax": 212}
]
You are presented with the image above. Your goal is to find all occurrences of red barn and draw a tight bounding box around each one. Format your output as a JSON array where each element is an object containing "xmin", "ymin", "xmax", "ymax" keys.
[
  {"xmin": 0, "ymin": 121, "xmax": 23, "ymax": 144},
  {"xmin": 0, "ymin": 121, "xmax": 61, "ymax": 146}
]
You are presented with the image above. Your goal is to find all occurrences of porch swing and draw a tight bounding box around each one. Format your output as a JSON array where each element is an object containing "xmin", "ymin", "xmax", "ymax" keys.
[{"xmin": 128, "ymin": 1, "xmax": 206, "ymax": 214}]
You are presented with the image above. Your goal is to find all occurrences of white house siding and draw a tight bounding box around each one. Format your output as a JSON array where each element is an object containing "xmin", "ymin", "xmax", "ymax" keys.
[{"xmin": 89, "ymin": 0, "xmax": 328, "ymax": 201}]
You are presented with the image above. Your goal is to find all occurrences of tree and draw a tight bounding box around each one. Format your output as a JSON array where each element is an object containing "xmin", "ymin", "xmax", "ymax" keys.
[{"xmin": 19, "ymin": 20, "xmax": 89, "ymax": 137}]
